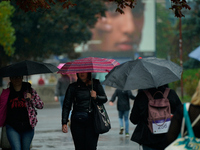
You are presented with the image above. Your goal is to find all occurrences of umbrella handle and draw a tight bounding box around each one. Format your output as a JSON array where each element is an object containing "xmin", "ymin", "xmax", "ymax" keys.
[
  {"xmin": 25, "ymin": 76, "xmax": 31, "ymax": 93},
  {"xmin": 91, "ymin": 73, "xmax": 93, "ymax": 90}
]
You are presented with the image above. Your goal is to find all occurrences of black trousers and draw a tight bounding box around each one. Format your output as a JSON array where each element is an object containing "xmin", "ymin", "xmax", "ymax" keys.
[{"xmin": 70, "ymin": 113, "xmax": 99, "ymax": 150}]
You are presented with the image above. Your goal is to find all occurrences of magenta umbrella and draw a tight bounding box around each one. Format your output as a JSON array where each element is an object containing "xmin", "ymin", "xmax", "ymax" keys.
[
  {"xmin": 57, "ymin": 63, "xmax": 65, "ymax": 70},
  {"xmin": 57, "ymin": 57, "xmax": 120, "ymax": 74},
  {"xmin": 57, "ymin": 57, "xmax": 120, "ymax": 89},
  {"xmin": 57, "ymin": 63, "xmax": 77, "ymax": 82}
]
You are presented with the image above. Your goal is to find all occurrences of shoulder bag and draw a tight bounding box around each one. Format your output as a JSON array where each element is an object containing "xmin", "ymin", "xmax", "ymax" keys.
[
  {"xmin": 165, "ymin": 103, "xmax": 200, "ymax": 150},
  {"xmin": 0, "ymin": 126, "xmax": 11, "ymax": 149},
  {"xmin": 92, "ymin": 101, "xmax": 111, "ymax": 134}
]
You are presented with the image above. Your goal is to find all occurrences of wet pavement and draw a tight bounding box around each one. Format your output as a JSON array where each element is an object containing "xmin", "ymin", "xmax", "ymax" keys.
[
  {"xmin": 31, "ymin": 102, "xmax": 141, "ymax": 150},
  {"xmin": 0, "ymin": 87, "xmax": 141, "ymax": 150}
]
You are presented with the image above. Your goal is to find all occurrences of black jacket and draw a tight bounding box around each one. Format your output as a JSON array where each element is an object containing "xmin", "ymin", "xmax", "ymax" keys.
[
  {"xmin": 55, "ymin": 75, "xmax": 70, "ymax": 96},
  {"xmin": 62, "ymin": 79, "xmax": 107, "ymax": 125},
  {"xmin": 130, "ymin": 86, "xmax": 182, "ymax": 150},
  {"xmin": 110, "ymin": 89, "xmax": 135, "ymax": 111}
]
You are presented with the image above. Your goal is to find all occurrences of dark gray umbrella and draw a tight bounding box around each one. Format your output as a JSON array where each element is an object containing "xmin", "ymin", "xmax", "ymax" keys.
[
  {"xmin": 0, "ymin": 60, "xmax": 59, "ymax": 77},
  {"xmin": 103, "ymin": 57, "xmax": 183, "ymax": 90}
]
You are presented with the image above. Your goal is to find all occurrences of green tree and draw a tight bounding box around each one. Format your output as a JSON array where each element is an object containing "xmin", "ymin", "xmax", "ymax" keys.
[
  {"xmin": 156, "ymin": 3, "xmax": 175, "ymax": 59},
  {"xmin": 6, "ymin": 0, "xmax": 191, "ymax": 18},
  {"xmin": 10, "ymin": 0, "xmax": 106, "ymax": 62},
  {"xmin": 182, "ymin": 1, "xmax": 200, "ymax": 61},
  {"xmin": 0, "ymin": 1, "xmax": 15, "ymax": 65},
  {"xmin": 170, "ymin": 1, "xmax": 200, "ymax": 64}
]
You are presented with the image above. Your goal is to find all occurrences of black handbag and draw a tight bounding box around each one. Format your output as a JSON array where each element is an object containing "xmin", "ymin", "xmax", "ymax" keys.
[
  {"xmin": 93, "ymin": 101, "xmax": 111, "ymax": 134},
  {"xmin": 0, "ymin": 127, "xmax": 11, "ymax": 149}
]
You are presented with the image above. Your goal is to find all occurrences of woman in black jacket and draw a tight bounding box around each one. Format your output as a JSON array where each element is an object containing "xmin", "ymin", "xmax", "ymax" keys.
[
  {"xmin": 62, "ymin": 72, "xmax": 108, "ymax": 150},
  {"xmin": 130, "ymin": 85, "xmax": 182, "ymax": 150}
]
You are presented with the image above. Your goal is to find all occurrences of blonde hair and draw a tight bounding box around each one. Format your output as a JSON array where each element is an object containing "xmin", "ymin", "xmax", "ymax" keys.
[{"xmin": 191, "ymin": 80, "xmax": 200, "ymax": 106}]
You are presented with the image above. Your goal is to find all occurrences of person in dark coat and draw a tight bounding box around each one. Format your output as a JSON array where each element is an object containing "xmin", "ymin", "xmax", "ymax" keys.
[
  {"xmin": 62, "ymin": 72, "xmax": 108, "ymax": 150},
  {"xmin": 109, "ymin": 89, "xmax": 135, "ymax": 137},
  {"xmin": 163, "ymin": 80, "xmax": 200, "ymax": 149},
  {"xmin": 130, "ymin": 85, "xmax": 182, "ymax": 150},
  {"xmin": 54, "ymin": 74, "xmax": 71, "ymax": 109}
]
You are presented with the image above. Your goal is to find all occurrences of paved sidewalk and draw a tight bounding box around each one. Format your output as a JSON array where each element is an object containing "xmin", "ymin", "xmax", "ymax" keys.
[
  {"xmin": 0, "ymin": 87, "xmax": 140, "ymax": 150},
  {"xmin": 31, "ymin": 101, "xmax": 140, "ymax": 150}
]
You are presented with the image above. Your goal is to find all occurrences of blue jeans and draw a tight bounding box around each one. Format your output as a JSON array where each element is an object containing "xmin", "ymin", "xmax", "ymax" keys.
[
  {"xmin": 6, "ymin": 124, "xmax": 34, "ymax": 150},
  {"xmin": 59, "ymin": 95, "xmax": 72, "ymax": 119},
  {"xmin": 118, "ymin": 110, "xmax": 129, "ymax": 134},
  {"xmin": 59, "ymin": 95, "xmax": 65, "ymax": 109}
]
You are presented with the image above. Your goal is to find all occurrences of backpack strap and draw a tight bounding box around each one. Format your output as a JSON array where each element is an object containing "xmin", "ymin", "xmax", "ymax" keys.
[
  {"xmin": 181, "ymin": 103, "xmax": 200, "ymax": 136},
  {"xmin": 143, "ymin": 90, "xmax": 153, "ymax": 100},
  {"xmin": 144, "ymin": 88, "xmax": 170, "ymax": 100},
  {"xmin": 163, "ymin": 88, "xmax": 170, "ymax": 98},
  {"xmin": 183, "ymin": 103, "xmax": 195, "ymax": 138}
]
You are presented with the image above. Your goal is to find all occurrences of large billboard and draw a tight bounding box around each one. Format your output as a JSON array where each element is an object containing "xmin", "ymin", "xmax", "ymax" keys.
[{"xmin": 75, "ymin": 0, "xmax": 156, "ymax": 60}]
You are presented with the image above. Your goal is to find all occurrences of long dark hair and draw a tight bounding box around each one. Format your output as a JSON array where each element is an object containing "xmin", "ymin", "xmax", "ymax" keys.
[
  {"xmin": 76, "ymin": 72, "xmax": 91, "ymax": 80},
  {"xmin": 76, "ymin": 72, "xmax": 92, "ymax": 85},
  {"xmin": 9, "ymin": 82, "xmax": 32, "ymax": 92}
]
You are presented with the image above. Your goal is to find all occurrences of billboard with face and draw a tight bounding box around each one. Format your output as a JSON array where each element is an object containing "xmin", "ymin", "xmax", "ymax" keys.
[{"xmin": 75, "ymin": 0, "xmax": 156, "ymax": 59}]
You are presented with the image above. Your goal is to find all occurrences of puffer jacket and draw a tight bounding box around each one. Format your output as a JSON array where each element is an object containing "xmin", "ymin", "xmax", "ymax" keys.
[
  {"xmin": 62, "ymin": 78, "xmax": 107, "ymax": 125},
  {"xmin": 0, "ymin": 82, "xmax": 44, "ymax": 128}
]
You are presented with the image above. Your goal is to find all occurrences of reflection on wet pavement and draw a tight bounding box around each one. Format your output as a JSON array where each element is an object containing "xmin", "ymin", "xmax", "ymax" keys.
[{"xmin": 29, "ymin": 102, "xmax": 140, "ymax": 150}]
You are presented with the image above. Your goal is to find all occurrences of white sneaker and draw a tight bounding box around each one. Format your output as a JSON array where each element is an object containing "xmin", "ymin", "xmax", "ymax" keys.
[{"xmin": 125, "ymin": 133, "xmax": 129, "ymax": 137}]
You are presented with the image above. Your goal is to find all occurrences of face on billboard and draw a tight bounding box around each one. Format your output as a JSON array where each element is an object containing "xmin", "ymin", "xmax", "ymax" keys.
[
  {"xmin": 75, "ymin": 0, "xmax": 155, "ymax": 57},
  {"xmin": 89, "ymin": 2, "xmax": 145, "ymax": 52}
]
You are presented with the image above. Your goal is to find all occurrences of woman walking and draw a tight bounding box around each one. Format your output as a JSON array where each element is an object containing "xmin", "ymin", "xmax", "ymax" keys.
[
  {"xmin": 0, "ymin": 76, "xmax": 44, "ymax": 150},
  {"xmin": 62, "ymin": 72, "xmax": 108, "ymax": 150}
]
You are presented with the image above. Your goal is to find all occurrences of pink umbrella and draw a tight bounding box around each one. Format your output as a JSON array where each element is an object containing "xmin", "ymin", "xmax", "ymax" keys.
[
  {"xmin": 57, "ymin": 63, "xmax": 77, "ymax": 83},
  {"xmin": 57, "ymin": 63, "xmax": 65, "ymax": 69},
  {"xmin": 57, "ymin": 57, "xmax": 120, "ymax": 74},
  {"xmin": 57, "ymin": 57, "xmax": 120, "ymax": 89}
]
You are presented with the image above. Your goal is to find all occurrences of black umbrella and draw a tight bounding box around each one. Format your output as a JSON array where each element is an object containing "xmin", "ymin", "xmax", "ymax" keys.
[
  {"xmin": 103, "ymin": 57, "xmax": 183, "ymax": 90},
  {"xmin": 0, "ymin": 60, "xmax": 59, "ymax": 77}
]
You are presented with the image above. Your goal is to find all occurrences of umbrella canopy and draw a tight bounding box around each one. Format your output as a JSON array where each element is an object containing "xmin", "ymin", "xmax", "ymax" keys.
[
  {"xmin": 57, "ymin": 63, "xmax": 65, "ymax": 69},
  {"xmin": 57, "ymin": 57, "xmax": 120, "ymax": 74},
  {"xmin": 103, "ymin": 57, "xmax": 183, "ymax": 90},
  {"xmin": 57, "ymin": 63, "xmax": 77, "ymax": 81},
  {"xmin": 188, "ymin": 46, "xmax": 200, "ymax": 61},
  {"xmin": 0, "ymin": 60, "xmax": 59, "ymax": 77}
]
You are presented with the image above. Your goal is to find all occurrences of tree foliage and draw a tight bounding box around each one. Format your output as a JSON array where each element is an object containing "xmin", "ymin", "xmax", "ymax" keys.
[
  {"xmin": 1, "ymin": 0, "xmax": 192, "ymax": 65},
  {"xmin": 0, "ymin": 1, "xmax": 15, "ymax": 57},
  {"xmin": 170, "ymin": 0, "xmax": 191, "ymax": 17},
  {"xmin": 170, "ymin": 1, "xmax": 200, "ymax": 65},
  {"xmin": 7, "ymin": 0, "xmax": 191, "ymax": 18},
  {"xmin": 182, "ymin": 1, "xmax": 200, "ymax": 60},
  {"xmin": 9, "ymin": 0, "xmax": 106, "ymax": 62},
  {"xmin": 156, "ymin": 3, "xmax": 175, "ymax": 59}
]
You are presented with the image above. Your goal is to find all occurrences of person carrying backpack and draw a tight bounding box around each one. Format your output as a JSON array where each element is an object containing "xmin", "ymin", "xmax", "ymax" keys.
[{"xmin": 130, "ymin": 85, "xmax": 182, "ymax": 150}]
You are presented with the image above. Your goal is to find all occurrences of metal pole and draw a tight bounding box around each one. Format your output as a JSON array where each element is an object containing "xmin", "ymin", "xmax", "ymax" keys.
[{"xmin": 179, "ymin": 17, "xmax": 184, "ymax": 99}]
